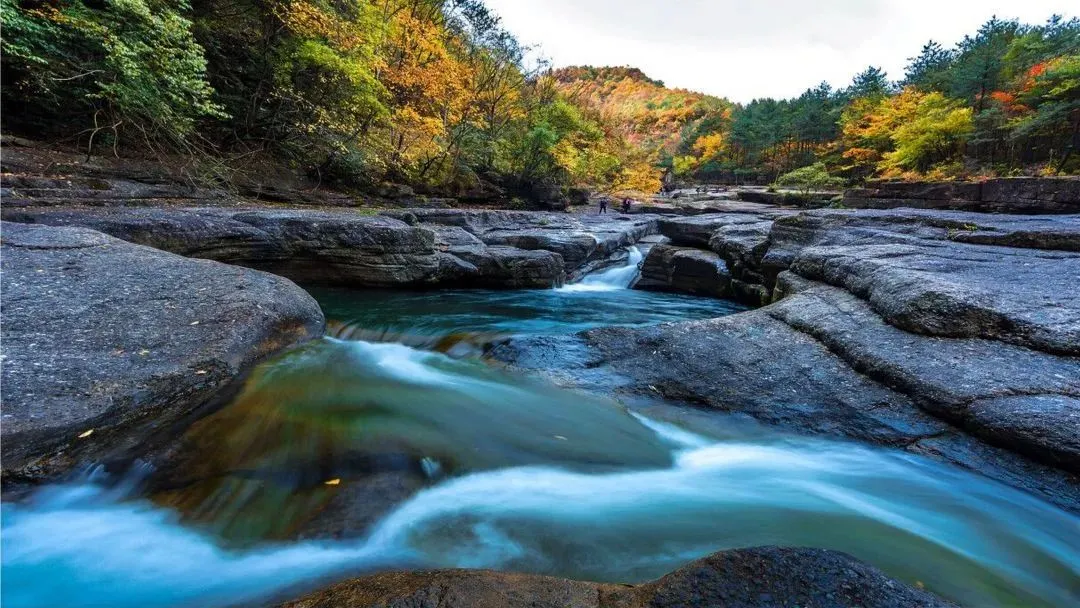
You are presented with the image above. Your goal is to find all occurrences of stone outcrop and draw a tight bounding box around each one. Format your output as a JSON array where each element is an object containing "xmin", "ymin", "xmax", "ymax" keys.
[
  {"xmin": 844, "ymin": 177, "xmax": 1080, "ymax": 214},
  {"xmin": 635, "ymin": 210, "xmax": 794, "ymax": 304},
  {"xmin": 4, "ymin": 207, "xmax": 659, "ymax": 289},
  {"xmin": 636, "ymin": 244, "xmax": 731, "ymax": 297},
  {"xmin": 0, "ymin": 221, "xmax": 325, "ymax": 484},
  {"xmin": 762, "ymin": 209, "xmax": 1080, "ymax": 355},
  {"xmin": 278, "ymin": 547, "xmax": 953, "ymax": 608}
]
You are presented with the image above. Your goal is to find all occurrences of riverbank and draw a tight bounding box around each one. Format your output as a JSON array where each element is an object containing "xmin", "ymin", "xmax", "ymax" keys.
[{"xmin": 2, "ymin": 149, "xmax": 1079, "ymax": 607}]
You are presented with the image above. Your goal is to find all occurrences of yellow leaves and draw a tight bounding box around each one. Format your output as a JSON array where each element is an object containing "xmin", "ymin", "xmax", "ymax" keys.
[
  {"xmin": 77, "ymin": 429, "xmax": 94, "ymax": 439},
  {"xmin": 614, "ymin": 161, "xmax": 662, "ymax": 195},
  {"xmin": 840, "ymin": 87, "xmax": 972, "ymax": 176},
  {"xmin": 323, "ymin": 478, "xmax": 341, "ymax": 486},
  {"xmin": 278, "ymin": 1, "xmax": 369, "ymax": 52}
]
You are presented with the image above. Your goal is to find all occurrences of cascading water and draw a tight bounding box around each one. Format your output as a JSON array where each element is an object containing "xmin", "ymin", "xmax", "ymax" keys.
[
  {"xmin": 557, "ymin": 246, "xmax": 644, "ymax": 292},
  {"xmin": 4, "ymin": 253, "xmax": 1079, "ymax": 608}
]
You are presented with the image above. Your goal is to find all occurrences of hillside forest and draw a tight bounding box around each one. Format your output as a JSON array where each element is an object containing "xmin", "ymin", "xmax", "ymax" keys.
[{"xmin": 2, "ymin": 1, "xmax": 1078, "ymax": 201}]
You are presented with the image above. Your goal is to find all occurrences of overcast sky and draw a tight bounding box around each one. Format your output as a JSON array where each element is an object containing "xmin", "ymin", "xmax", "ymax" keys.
[{"xmin": 483, "ymin": 0, "xmax": 1076, "ymax": 102}]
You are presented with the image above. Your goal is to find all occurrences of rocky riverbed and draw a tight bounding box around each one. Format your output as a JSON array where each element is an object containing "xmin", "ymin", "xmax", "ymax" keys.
[{"xmin": 2, "ymin": 163, "xmax": 1079, "ymax": 607}]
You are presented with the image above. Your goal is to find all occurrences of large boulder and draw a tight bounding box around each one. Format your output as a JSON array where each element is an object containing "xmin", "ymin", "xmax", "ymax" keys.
[
  {"xmin": 0, "ymin": 222, "xmax": 325, "ymax": 483},
  {"xmin": 637, "ymin": 244, "xmax": 732, "ymax": 298},
  {"xmin": 278, "ymin": 547, "xmax": 953, "ymax": 608}
]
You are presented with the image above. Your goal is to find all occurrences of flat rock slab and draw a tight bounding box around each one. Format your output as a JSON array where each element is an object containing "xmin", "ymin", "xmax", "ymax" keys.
[
  {"xmin": 658, "ymin": 211, "xmax": 792, "ymax": 249},
  {"xmin": 278, "ymin": 547, "xmax": 953, "ymax": 608},
  {"xmin": 1, "ymin": 222, "xmax": 325, "ymax": 482},
  {"xmin": 387, "ymin": 208, "xmax": 657, "ymax": 270},
  {"xmin": 2, "ymin": 207, "xmax": 453, "ymax": 287},
  {"xmin": 769, "ymin": 275, "xmax": 1080, "ymax": 473},
  {"xmin": 766, "ymin": 210, "xmax": 1080, "ymax": 356}
]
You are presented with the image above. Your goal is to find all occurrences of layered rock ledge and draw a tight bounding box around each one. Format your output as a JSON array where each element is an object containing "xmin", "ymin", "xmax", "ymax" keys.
[
  {"xmin": 0, "ymin": 221, "xmax": 325, "ymax": 483},
  {"xmin": 844, "ymin": 178, "xmax": 1080, "ymax": 213},
  {"xmin": 279, "ymin": 547, "xmax": 953, "ymax": 608},
  {"xmin": 3, "ymin": 207, "xmax": 658, "ymax": 289}
]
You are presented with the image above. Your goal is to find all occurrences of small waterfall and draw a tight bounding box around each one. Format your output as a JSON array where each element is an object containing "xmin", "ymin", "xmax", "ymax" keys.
[{"xmin": 558, "ymin": 246, "xmax": 644, "ymax": 292}]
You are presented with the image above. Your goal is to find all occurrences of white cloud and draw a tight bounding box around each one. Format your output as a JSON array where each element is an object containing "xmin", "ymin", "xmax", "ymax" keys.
[{"xmin": 483, "ymin": 0, "xmax": 1077, "ymax": 101}]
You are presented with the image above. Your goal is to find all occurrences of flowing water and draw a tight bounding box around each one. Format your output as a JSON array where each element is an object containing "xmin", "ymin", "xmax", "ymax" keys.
[{"xmin": 3, "ymin": 248, "xmax": 1079, "ymax": 608}]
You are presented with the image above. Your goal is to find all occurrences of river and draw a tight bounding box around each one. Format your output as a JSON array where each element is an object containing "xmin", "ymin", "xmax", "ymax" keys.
[{"xmin": 3, "ymin": 248, "xmax": 1078, "ymax": 608}]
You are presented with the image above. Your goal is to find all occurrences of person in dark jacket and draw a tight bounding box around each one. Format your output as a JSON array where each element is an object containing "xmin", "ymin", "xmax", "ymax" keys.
[
  {"xmin": 598, "ymin": 198, "xmax": 608, "ymax": 214},
  {"xmin": 622, "ymin": 198, "xmax": 632, "ymax": 213}
]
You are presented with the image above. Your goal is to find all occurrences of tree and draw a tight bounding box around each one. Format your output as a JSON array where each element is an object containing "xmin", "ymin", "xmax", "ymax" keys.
[
  {"xmin": 774, "ymin": 162, "xmax": 844, "ymax": 196},
  {"xmin": 847, "ymin": 66, "xmax": 893, "ymax": 100},
  {"xmin": 883, "ymin": 92, "xmax": 973, "ymax": 174},
  {"xmin": 903, "ymin": 41, "xmax": 955, "ymax": 91},
  {"xmin": 1, "ymin": 0, "xmax": 223, "ymax": 152},
  {"xmin": 1012, "ymin": 55, "xmax": 1080, "ymax": 170}
]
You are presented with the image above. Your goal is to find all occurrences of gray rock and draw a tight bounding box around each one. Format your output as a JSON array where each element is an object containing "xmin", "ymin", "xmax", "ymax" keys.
[
  {"xmin": 2, "ymin": 207, "xmax": 599, "ymax": 289},
  {"xmin": 764, "ymin": 210, "xmax": 1080, "ymax": 355},
  {"xmin": 966, "ymin": 395, "xmax": 1080, "ymax": 471},
  {"xmin": 636, "ymin": 244, "xmax": 732, "ymax": 298},
  {"xmin": 767, "ymin": 277, "xmax": 1080, "ymax": 473},
  {"xmin": 277, "ymin": 547, "xmax": 954, "ymax": 608},
  {"xmin": 843, "ymin": 178, "xmax": 1080, "ymax": 214},
  {"xmin": 500, "ymin": 278, "xmax": 1080, "ymax": 511},
  {"xmin": 0, "ymin": 222, "xmax": 325, "ymax": 482},
  {"xmin": 2, "ymin": 207, "xmax": 448, "ymax": 287}
]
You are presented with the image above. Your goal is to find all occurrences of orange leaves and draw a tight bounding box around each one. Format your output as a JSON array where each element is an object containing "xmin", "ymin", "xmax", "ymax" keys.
[{"xmin": 990, "ymin": 91, "xmax": 1016, "ymax": 105}]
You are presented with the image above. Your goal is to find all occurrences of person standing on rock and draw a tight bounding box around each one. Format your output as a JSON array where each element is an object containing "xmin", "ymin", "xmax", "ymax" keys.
[
  {"xmin": 598, "ymin": 198, "xmax": 608, "ymax": 214},
  {"xmin": 622, "ymin": 198, "xmax": 632, "ymax": 213}
]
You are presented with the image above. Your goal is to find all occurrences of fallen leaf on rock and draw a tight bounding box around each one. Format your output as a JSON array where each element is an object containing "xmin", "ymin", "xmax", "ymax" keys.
[
  {"xmin": 324, "ymin": 478, "xmax": 341, "ymax": 486},
  {"xmin": 77, "ymin": 429, "xmax": 94, "ymax": 439}
]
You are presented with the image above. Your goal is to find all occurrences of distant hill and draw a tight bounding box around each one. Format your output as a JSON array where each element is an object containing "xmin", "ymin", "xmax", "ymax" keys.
[{"xmin": 550, "ymin": 66, "xmax": 734, "ymax": 161}]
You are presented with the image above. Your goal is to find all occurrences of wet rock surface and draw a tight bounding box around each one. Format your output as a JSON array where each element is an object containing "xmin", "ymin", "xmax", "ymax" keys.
[
  {"xmin": 0, "ymin": 221, "xmax": 325, "ymax": 483},
  {"xmin": 277, "ymin": 547, "xmax": 954, "ymax": 608}
]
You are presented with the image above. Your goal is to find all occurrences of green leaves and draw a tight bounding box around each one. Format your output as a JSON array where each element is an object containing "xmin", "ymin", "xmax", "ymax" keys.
[{"xmin": 1, "ymin": 0, "xmax": 222, "ymax": 146}]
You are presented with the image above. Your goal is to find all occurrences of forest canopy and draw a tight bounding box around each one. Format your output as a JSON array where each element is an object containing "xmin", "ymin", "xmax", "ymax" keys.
[
  {"xmin": 0, "ymin": 0, "xmax": 660, "ymax": 197},
  {"xmin": 2, "ymin": 2, "xmax": 1077, "ymax": 200},
  {"xmin": 555, "ymin": 16, "xmax": 1079, "ymax": 183}
]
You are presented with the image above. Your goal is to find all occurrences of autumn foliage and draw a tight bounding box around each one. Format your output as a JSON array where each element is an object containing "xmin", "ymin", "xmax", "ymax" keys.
[
  {"xmin": 2, "ymin": 3, "xmax": 1076, "ymax": 198},
  {"xmin": 0, "ymin": 0, "xmax": 660, "ymax": 198}
]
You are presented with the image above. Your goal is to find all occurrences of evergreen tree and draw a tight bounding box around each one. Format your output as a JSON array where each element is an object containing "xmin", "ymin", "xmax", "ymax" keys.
[
  {"xmin": 847, "ymin": 66, "xmax": 893, "ymax": 100},
  {"xmin": 903, "ymin": 41, "xmax": 955, "ymax": 91}
]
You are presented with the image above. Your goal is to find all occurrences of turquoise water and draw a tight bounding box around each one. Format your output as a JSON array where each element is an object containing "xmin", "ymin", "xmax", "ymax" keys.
[{"xmin": 3, "ymin": 249, "xmax": 1079, "ymax": 608}]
